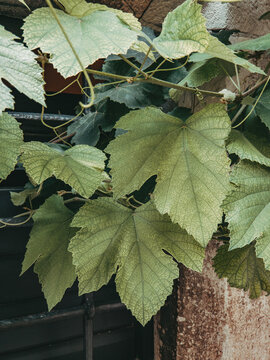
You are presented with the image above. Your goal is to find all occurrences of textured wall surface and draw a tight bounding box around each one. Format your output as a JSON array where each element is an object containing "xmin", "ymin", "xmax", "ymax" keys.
[{"xmin": 155, "ymin": 241, "xmax": 270, "ymax": 360}]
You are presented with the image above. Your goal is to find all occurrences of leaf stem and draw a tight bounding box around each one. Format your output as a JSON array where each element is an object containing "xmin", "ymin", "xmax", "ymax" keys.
[{"xmin": 118, "ymin": 54, "xmax": 148, "ymax": 79}]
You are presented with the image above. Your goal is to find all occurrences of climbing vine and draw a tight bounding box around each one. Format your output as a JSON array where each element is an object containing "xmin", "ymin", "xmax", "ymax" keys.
[{"xmin": 1, "ymin": 0, "xmax": 270, "ymax": 325}]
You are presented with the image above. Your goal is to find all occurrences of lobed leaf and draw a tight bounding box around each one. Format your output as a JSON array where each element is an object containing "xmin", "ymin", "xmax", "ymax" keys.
[
  {"xmin": 23, "ymin": 8, "xmax": 138, "ymax": 78},
  {"xmin": 21, "ymin": 142, "xmax": 106, "ymax": 198},
  {"xmin": 69, "ymin": 198, "xmax": 204, "ymax": 325},
  {"xmin": 153, "ymin": 0, "xmax": 209, "ymax": 59},
  {"xmin": 0, "ymin": 113, "xmax": 23, "ymax": 180},
  {"xmin": 0, "ymin": 25, "xmax": 45, "ymax": 113},
  {"xmin": 106, "ymin": 104, "xmax": 231, "ymax": 246},
  {"xmin": 21, "ymin": 195, "xmax": 77, "ymax": 310},
  {"xmin": 214, "ymin": 243, "xmax": 270, "ymax": 299}
]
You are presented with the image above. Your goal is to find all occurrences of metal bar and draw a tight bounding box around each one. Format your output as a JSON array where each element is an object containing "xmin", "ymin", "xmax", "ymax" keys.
[
  {"xmin": 8, "ymin": 111, "xmax": 76, "ymax": 123},
  {"xmin": 84, "ymin": 294, "xmax": 94, "ymax": 360},
  {"xmin": 0, "ymin": 306, "xmax": 85, "ymax": 329}
]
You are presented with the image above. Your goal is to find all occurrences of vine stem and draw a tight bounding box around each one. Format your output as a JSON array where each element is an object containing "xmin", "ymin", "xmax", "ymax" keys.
[
  {"xmin": 232, "ymin": 76, "xmax": 270, "ymax": 128},
  {"xmin": 86, "ymin": 68, "xmax": 224, "ymax": 98},
  {"xmin": 45, "ymin": 0, "xmax": 95, "ymax": 109}
]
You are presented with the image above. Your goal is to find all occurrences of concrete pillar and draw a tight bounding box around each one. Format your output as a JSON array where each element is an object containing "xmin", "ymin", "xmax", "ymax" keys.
[{"xmin": 155, "ymin": 241, "xmax": 270, "ymax": 360}]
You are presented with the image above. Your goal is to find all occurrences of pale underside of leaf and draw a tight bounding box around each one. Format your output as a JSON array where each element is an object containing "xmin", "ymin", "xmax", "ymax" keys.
[
  {"xmin": 153, "ymin": 0, "xmax": 209, "ymax": 59},
  {"xmin": 224, "ymin": 161, "xmax": 270, "ymax": 250},
  {"xmin": 22, "ymin": 195, "xmax": 76, "ymax": 310},
  {"xmin": 21, "ymin": 142, "xmax": 106, "ymax": 198},
  {"xmin": 69, "ymin": 199, "xmax": 204, "ymax": 325},
  {"xmin": 0, "ymin": 113, "xmax": 23, "ymax": 180},
  {"xmin": 106, "ymin": 104, "xmax": 231, "ymax": 246},
  {"xmin": 58, "ymin": 0, "xmax": 141, "ymax": 31},
  {"xmin": 0, "ymin": 25, "xmax": 45, "ymax": 113},
  {"xmin": 214, "ymin": 243, "xmax": 270, "ymax": 299},
  {"xmin": 23, "ymin": 8, "xmax": 138, "ymax": 78}
]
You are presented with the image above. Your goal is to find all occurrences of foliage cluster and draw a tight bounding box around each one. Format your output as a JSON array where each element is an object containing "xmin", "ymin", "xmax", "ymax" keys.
[{"xmin": 1, "ymin": 0, "xmax": 270, "ymax": 325}]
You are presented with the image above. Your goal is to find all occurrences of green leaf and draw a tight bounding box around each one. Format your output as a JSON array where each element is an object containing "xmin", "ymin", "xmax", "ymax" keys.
[
  {"xmin": 58, "ymin": 0, "xmax": 141, "ymax": 31},
  {"xmin": 153, "ymin": 0, "xmax": 209, "ymax": 59},
  {"xmin": 21, "ymin": 142, "xmax": 106, "ymax": 198},
  {"xmin": 69, "ymin": 198, "xmax": 205, "ymax": 325},
  {"xmin": 223, "ymin": 161, "xmax": 270, "ymax": 250},
  {"xmin": 256, "ymin": 88, "xmax": 270, "ymax": 129},
  {"xmin": 106, "ymin": 104, "xmax": 231, "ymax": 246},
  {"xmin": 67, "ymin": 100, "xmax": 128, "ymax": 146},
  {"xmin": 0, "ymin": 25, "xmax": 45, "ymax": 113},
  {"xmin": 10, "ymin": 188, "xmax": 37, "ymax": 206},
  {"xmin": 22, "ymin": 195, "xmax": 77, "ymax": 310},
  {"xmin": 190, "ymin": 36, "xmax": 265, "ymax": 75},
  {"xmin": 179, "ymin": 58, "xmax": 234, "ymax": 88},
  {"xmin": 23, "ymin": 8, "xmax": 138, "ymax": 78},
  {"xmin": 229, "ymin": 33, "xmax": 270, "ymax": 51},
  {"xmin": 213, "ymin": 243, "xmax": 270, "ymax": 299},
  {"xmin": 0, "ymin": 113, "xmax": 23, "ymax": 180},
  {"xmin": 227, "ymin": 130, "xmax": 270, "ymax": 167},
  {"xmin": 256, "ymin": 232, "xmax": 270, "ymax": 271}
]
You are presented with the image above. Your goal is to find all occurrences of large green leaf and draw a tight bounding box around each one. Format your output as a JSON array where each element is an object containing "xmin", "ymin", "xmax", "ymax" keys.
[
  {"xmin": 21, "ymin": 195, "xmax": 76, "ymax": 310},
  {"xmin": 58, "ymin": 0, "xmax": 141, "ymax": 31},
  {"xmin": 23, "ymin": 8, "xmax": 138, "ymax": 78},
  {"xmin": 0, "ymin": 113, "xmax": 23, "ymax": 180},
  {"xmin": 153, "ymin": 0, "xmax": 209, "ymax": 59},
  {"xmin": 227, "ymin": 130, "xmax": 270, "ymax": 167},
  {"xmin": 106, "ymin": 104, "xmax": 231, "ymax": 246},
  {"xmin": 224, "ymin": 161, "xmax": 270, "ymax": 250},
  {"xmin": 21, "ymin": 142, "xmax": 106, "ymax": 198},
  {"xmin": 256, "ymin": 88, "xmax": 270, "ymax": 129},
  {"xmin": 69, "ymin": 198, "xmax": 205, "ymax": 325},
  {"xmin": 213, "ymin": 243, "xmax": 270, "ymax": 298},
  {"xmin": 0, "ymin": 25, "xmax": 45, "ymax": 114},
  {"xmin": 230, "ymin": 33, "xmax": 270, "ymax": 51}
]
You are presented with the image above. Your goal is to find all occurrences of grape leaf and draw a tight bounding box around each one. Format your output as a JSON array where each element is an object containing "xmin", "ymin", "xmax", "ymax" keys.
[
  {"xmin": 69, "ymin": 198, "xmax": 205, "ymax": 325},
  {"xmin": 0, "ymin": 113, "xmax": 23, "ymax": 180},
  {"xmin": 21, "ymin": 142, "xmax": 106, "ymax": 198},
  {"xmin": 227, "ymin": 130, "xmax": 270, "ymax": 167},
  {"xmin": 21, "ymin": 195, "xmax": 77, "ymax": 310},
  {"xmin": 189, "ymin": 36, "xmax": 265, "ymax": 75},
  {"xmin": 10, "ymin": 188, "xmax": 38, "ymax": 206},
  {"xmin": 0, "ymin": 25, "xmax": 45, "ymax": 114},
  {"xmin": 58, "ymin": 0, "xmax": 141, "ymax": 31},
  {"xmin": 179, "ymin": 58, "xmax": 234, "ymax": 88},
  {"xmin": 106, "ymin": 104, "xmax": 231, "ymax": 246},
  {"xmin": 230, "ymin": 33, "xmax": 270, "ymax": 51},
  {"xmin": 67, "ymin": 100, "xmax": 128, "ymax": 146},
  {"xmin": 213, "ymin": 243, "xmax": 270, "ymax": 299},
  {"xmin": 224, "ymin": 161, "xmax": 270, "ymax": 250},
  {"xmin": 153, "ymin": 0, "xmax": 209, "ymax": 59},
  {"xmin": 23, "ymin": 8, "xmax": 138, "ymax": 78},
  {"xmin": 256, "ymin": 88, "xmax": 270, "ymax": 129}
]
